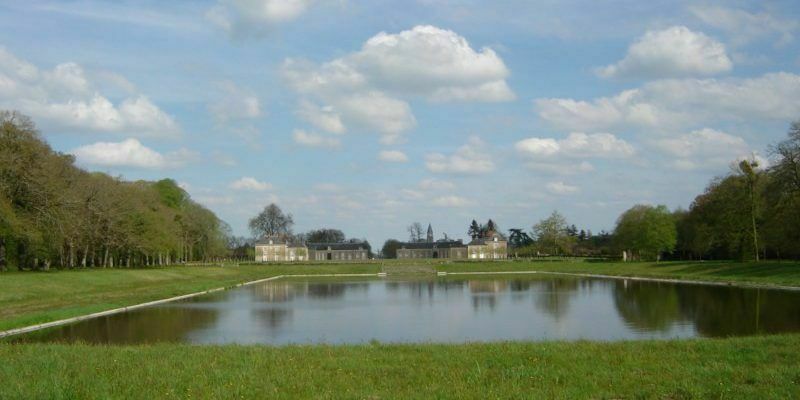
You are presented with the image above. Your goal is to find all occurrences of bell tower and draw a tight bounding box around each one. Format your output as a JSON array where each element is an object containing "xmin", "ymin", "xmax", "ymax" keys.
[{"xmin": 426, "ymin": 223, "xmax": 434, "ymax": 243}]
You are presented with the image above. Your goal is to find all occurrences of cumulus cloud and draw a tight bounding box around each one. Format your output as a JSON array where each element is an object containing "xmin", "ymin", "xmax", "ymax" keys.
[
  {"xmin": 546, "ymin": 181, "xmax": 580, "ymax": 195},
  {"xmin": 209, "ymin": 80, "xmax": 261, "ymax": 122},
  {"xmin": 207, "ymin": 0, "xmax": 312, "ymax": 38},
  {"xmin": 71, "ymin": 138, "xmax": 195, "ymax": 169},
  {"xmin": 419, "ymin": 178, "xmax": 455, "ymax": 190},
  {"xmin": 292, "ymin": 129, "xmax": 340, "ymax": 148},
  {"xmin": 515, "ymin": 132, "xmax": 635, "ymax": 159},
  {"xmin": 0, "ymin": 47, "xmax": 179, "ymax": 138},
  {"xmin": 295, "ymin": 100, "xmax": 345, "ymax": 134},
  {"xmin": 690, "ymin": 6, "xmax": 798, "ymax": 46},
  {"xmin": 282, "ymin": 25, "xmax": 513, "ymax": 143},
  {"xmin": 598, "ymin": 26, "xmax": 731, "ymax": 79},
  {"xmin": 653, "ymin": 128, "xmax": 754, "ymax": 170},
  {"xmin": 536, "ymin": 72, "xmax": 800, "ymax": 132},
  {"xmin": 378, "ymin": 150, "xmax": 409, "ymax": 163},
  {"xmin": 230, "ymin": 177, "xmax": 272, "ymax": 191},
  {"xmin": 432, "ymin": 195, "xmax": 472, "ymax": 207},
  {"xmin": 426, "ymin": 136, "xmax": 495, "ymax": 175}
]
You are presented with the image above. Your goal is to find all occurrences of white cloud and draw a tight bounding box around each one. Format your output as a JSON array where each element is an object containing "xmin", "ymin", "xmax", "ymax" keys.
[
  {"xmin": 515, "ymin": 132, "xmax": 635, "ymax": 159},
  {"xmin": 209, "ymin": 80, "xmax": 261, "ymax": 122},
  {"xmin": 426, "ymin": 136, "xmax": 495, "ymax": 175},
  {"xmin": 378, "ymin": 150, "xmax": 409, "ymax": 163},
  {"xmin": 653, "ymin": 128, "xmax": 753, "ymax": 170},
  {"xmin": 432, "ymin": 195, "xmax": 472, "ymax": 207},
  {"xmin": 690, "ymin": 6, "xmax": 798, "ymax": 46},
  {"xmin": 546, "ymin": 181, "xmax": 580, "ymax": 195},
  {"xmin": 419, "ymin": 178, "xmax": 455, "ymax": 190},
  {"xmin": 295, "ymin": 100, "xmax": 345, "ymax": 134},
  {"xmin": 292, "ymin": 129, "xmax": 341, "ymax": 148},
  {"xmin": 230, "ymin": 177, "xmax": 272, "ymax": 191},
  {"xmin": 71, "ymin": 138, "xmax": 195, "ymax": 169},
  {"xmin": 282, "ymin": 25, "xmax": 513, "ymax": 143},
  {"xmin": 536, "ymin": 72, "xmax": 800, "ymax": 132},
  {"xmin": 0, "ymin": 47, "xmax": 179, "ymax": 138},
  {"xmin": 207, "ymin": 0, "xmax": 312, "ymax": 38},
  {"xmin": 598, "ymin": 26, "xmax": 731, "ymax": 79},
  {"xmin": 524, "ymin": 161, "xmax": 594, "ymax": 175}
]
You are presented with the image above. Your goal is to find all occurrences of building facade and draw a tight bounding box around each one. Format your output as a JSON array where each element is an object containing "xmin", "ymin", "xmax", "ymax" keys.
[
  {"xmin": 396, "ymin": 240, "xmax": 468, "ymax": 259},
  {"xmin": 307, "ymin": 242, "xmax": 370, "ymax": 261},
  {"xmin": 467, "ymin": 233, "xmax": 508, "ymax": 259},
  {"xmin": 255, "ymin": 236, "xmax": 308, "ymax": 262}
]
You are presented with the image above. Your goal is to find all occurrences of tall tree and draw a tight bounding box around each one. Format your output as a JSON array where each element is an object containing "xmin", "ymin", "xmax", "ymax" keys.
[
  {"xmin": 381, "ymin": 239, "xmax": 402, "ymax": 259},
  {"xmin": 737, "ymin": 159, "xmax": 761, "ymax": 261},
  {"xmin": 468, "ymin": 220, "xmax": 481, "ymax": 239},
  {"xmin": 614, "ymin": 205, "xmax": 677, "ymax": 261},
  {"xmin": 407, "ymin": 222, "xmax": 424, "ymax": 242},
  {"xmin": 305, "ymin": 228, "xmax": 346, "ymax": 243},
  {"xmin": 532, "ymin": 211, "xmax": 573, "ymax": 256},
  {"xmin": 248, "ymin": 204, "xmax": 294, "ymax": 239}
]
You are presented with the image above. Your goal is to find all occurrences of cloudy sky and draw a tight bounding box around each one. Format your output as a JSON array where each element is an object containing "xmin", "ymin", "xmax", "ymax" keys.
[{"xmin": 1, "ymin": 0, "xmax": 798, "ymax": 246}]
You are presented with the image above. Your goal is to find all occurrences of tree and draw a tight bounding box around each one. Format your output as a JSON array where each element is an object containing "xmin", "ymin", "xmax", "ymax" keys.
[
  {"xmin": 508, "ymin": 228, "xmax": 533, "ymax": 248},
  {"xmin": 532, "ymin": 211, "xmax": 573, "ymax": 256},
  {"xmin": 407, "ymin": 222, "xmax": 424, "ymax": 242},
  {"xmin": 769, "ymin": 120, "xmax": 800, "ymax": 193},
  {"xmin": 305, "ymin": 228, "xmax": 345, "ymax": 243},
  {"xmin": 468, "ymin": 220, "xmax": 481, "ymax": 239},
  {"xmin": 381, "ymin": 239, "xmax": 402, "ymax": 259},
  {"xmin": 249, "ymin": 204, "xmax": 294, "ymax": 239},
  {"xmin": 737, "ymin": 159, "xmax": 762, "ymax": 261},
  {"xmin": 614, "ymin": 205, "xmax": 677, "ymax": 261}
]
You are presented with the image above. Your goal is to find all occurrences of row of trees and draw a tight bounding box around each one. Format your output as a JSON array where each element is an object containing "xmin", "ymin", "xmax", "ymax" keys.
[
  {"xmin": 0, "ymin": 112, "xmax": 230, "ymax": 271},
  {"xmin": 508, "ymin": 122, "xmax": 800, "ymax": 261}
]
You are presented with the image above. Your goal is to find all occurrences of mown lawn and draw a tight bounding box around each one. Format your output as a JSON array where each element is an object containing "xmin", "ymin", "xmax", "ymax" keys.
[
  {"xmin": 437, "ymin": 259, "xmax": 800, "ymax": 287},
  {"xmin": 0, "ymin": 335, "xmax": 798, "ymax": 399}
]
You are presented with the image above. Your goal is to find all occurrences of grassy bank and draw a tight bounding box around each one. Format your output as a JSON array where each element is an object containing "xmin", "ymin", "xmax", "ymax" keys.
[
  {"xmin": 438, "ymin": 260, "xmax": 800, "ymax": 287},
  {"xmin": 0, "ymin": 335, "xmax": 798, "ymax": 399},
  {"xmin": 0, "ymin": 263, "xmax": 380, "ymax": 331}
]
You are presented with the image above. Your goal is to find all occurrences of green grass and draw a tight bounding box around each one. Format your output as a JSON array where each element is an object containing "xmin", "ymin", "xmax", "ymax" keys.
[
  {"xmin": 0, "ymin": 263, "xmax": 380, "ymax": 331},
  {"xmin": 0, "ymin": 335, "xmax": 798, "ymax": 399},
  {"xmin": 437, "ymin": 259, "xmax": 800, "ymax": 287}
]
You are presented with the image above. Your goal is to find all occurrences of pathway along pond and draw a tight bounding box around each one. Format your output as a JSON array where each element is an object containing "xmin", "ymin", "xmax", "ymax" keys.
[{"xmin": 10, "ymin": 274, "xmax": 800, "ymax": 344}]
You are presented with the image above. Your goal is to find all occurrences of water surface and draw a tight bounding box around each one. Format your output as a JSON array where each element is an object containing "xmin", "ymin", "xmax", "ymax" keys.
[{"xmin": 13, "ymin": 275, "xmax": 800, "ymax": 344}]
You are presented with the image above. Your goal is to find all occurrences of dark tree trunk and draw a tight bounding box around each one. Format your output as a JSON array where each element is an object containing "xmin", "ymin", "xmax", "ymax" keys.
[{"xmin": 0, "ymin": 237, "xmax": 6, "ymax": 272}]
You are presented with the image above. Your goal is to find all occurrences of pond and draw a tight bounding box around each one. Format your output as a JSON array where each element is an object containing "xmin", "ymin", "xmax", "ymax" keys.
[{"xmin": 11, "ymin": 275, "xmax": 800, "ymax": 344}]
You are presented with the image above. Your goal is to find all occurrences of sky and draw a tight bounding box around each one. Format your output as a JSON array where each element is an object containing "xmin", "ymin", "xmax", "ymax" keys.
[{"xmin": 1, "ymin": 0, "xmax": 799, "ymax": 247}]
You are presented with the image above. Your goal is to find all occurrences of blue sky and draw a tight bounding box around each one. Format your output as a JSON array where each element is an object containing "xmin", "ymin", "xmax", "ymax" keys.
[{"xmin": 1, "ymin": 0, "xmax": 798, "ymax": 246}]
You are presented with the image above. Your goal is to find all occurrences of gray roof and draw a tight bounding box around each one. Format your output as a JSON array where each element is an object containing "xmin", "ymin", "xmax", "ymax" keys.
[
  {"xmin": 255, "ymin": 235, "xmax": 305, "ymax": 247},
  {"xmin": 399, "ymin": 240, "xmax": 465, "ymax": 250},
  {"xmin": 307, "ymin": 242, "xmax": 368, "ymax": 251}
]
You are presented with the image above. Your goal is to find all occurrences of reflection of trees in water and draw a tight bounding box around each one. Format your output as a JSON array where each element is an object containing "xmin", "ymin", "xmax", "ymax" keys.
[
  {"xmin": 676, "ymin": 285, "xmax": 800, "ymax": 337},
  {"xmin": 468, "ymin": 281, "xmax": 509, "ymax": 312},
  {"xmin": 612, "ymin": 280, "xmax": 800, "ymax": 337},
  {"xmin": 18, "ymin": 306, "xmax": 220, "ymax": 344},
  {"xmin": 304, "ymin": 282, "xmax": 369, "ymax": 299},
  {"xmin": 533, "ymin": 279, "xmax": 580, "ymax": 320},
  {"xmin": 253, "ymin": 308, "xmax": 292, "ymax": 330},
  {"xmin": 613, "ymin": 280, "xmax": 683, "ymax": 332}
]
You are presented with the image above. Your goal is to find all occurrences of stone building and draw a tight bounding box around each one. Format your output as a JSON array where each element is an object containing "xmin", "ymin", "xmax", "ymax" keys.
[
  {"xmin": 307, "ymin": 242, "xmax": 370, "ymax": 261},
  {"xmin": 255, "ymin": 236, "xmax": 308, "ymax": 262},
  {"xmin": 467, "ymin": 233, "xmax": 508, "ymax": 259},
  {"xmin": 396, "ymin": 224, "xmax": 468, "ymax": 259}
]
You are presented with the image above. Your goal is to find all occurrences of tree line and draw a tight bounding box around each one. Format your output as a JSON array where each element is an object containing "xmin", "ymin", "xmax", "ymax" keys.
[{"xmin": 0, "ymin": 111, "xmax": 229, "ymax": 271}]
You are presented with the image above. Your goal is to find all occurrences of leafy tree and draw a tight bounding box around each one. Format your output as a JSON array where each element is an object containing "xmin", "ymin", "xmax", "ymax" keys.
[
  {"xmin": 508, "ymin": 228, "xmax": 533, "ymax": 248},
  {"xmin": 614, "ymin": 205, "xmax": 677, "ymax": 261},
  {"xmin": 468, "ymin": 220, "xmax": 481, "ymax": 239},
  {"xmin": 381, "ymin": 239, "xmax": 402, "ymax": 259},
  {"xmin": 305, "ymin": 228, "xmax": 346, "ymax": 243},
  {"xmin": 738, "ymin": 159, "xmax": 762, "ymax": 261},
  {"xmin": 532, "ymin": 211, "xmax": 574, "ymax": 255},
  {"xmin": 249, "ymin": 203, "xmax": 294, "ymax": 239}
]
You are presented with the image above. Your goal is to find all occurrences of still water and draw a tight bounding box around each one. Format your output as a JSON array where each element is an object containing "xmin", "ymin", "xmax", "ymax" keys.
[{"xmin": 13, "ymin": 275, "xmax": 800, "ymax": 344}]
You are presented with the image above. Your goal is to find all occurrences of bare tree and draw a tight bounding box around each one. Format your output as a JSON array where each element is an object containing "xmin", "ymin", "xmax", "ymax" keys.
[
  {"xmin": 249, "ymin": 203, "xmax": 294, "ymax": 239},
  {"xmin": 407, "ymin": 222, "xmax": 424, "ymax": 242}
]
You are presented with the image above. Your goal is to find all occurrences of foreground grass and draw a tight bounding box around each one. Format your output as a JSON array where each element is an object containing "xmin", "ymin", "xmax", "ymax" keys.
[
  {"xmin": 0, "ymin": 335, "xmax": 798, "ymax": 399},
  {"xmin": 438, "ymin": 259, "xmax": 800, "ymax": 287},
  {"xmin": 0, "ymin": 263, "xmax": 380, "ymax": 331}
]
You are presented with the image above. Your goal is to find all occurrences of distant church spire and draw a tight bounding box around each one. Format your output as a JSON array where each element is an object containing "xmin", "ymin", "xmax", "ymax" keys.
[{"xmin": 426, "ymin": 223, "xmax": 434, "ymax": 243}]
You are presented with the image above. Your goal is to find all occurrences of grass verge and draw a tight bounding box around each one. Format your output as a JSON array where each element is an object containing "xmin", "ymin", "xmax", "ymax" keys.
[{"xmin": 0, "ymin": 335, "xmax": 798, "ymax": 399}]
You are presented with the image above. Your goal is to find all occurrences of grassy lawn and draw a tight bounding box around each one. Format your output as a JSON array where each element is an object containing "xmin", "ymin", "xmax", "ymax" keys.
[
  {"xmin": 437, "ymin": 259, "xmax": 800, "ymax": 287},
  {"xmin": 0, "ymin": 263, "xmax": 380, "ymax": 331},
  {"xmin": 0, "ymin": 335, "xmax": 797, "ymax": 399}
]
